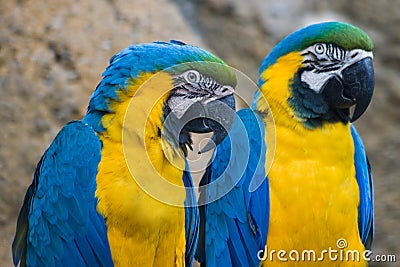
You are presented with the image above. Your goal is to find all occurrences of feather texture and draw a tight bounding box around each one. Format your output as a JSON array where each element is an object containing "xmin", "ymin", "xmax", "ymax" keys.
[
  {"xmin": 12, "ymin": 121, "xmax": 113, "ymax": 267},
  {"xmin": 196, "ymin": 109, "xmax": 269, "ymax": 267},
  {"xmin": 183, "ymin": 167, "xmax": 200, "ymax": 267},
  {"xmin": 351, "ymin": 124, "xmax": 374, "ymax": 249}
]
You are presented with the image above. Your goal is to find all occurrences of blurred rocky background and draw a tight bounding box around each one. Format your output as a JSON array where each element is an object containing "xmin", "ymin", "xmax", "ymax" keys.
[{"xmin": 0, "ymin": 0, "xmax": 398, "ymax": 266}]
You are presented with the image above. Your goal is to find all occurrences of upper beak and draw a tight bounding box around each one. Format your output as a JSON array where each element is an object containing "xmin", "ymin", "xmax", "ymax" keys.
[
  {"xmin": 343, "ymin": 57, "xmax": 374, "ymax": 122},
  {"xmin": 321, "ymin": 57, "xmax": 374, "ymax": 122},
  {"xmin": 200, "ymin": 94, "xmax": 236, "ymax": 153}
]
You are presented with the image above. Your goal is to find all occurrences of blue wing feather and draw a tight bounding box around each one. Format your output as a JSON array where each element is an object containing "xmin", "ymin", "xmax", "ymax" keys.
[
  {"xmin": 183, "ymin": 165, "xmax": 200, "ymax": 267},
  {"xmin": 351, "ymin": 124, "xmax": 374, "ymax": 249},
  {"xmin": 196, "ymin": 109, "xmax": 269, "ymax": 267},
  {"xmin": 12, "ymin": 121, "xmax": 114, "ymax": 267}
]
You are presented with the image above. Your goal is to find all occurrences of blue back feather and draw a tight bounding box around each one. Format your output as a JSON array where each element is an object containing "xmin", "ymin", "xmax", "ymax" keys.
[
  {"xmin": 351, "ymin": 124, "xmax": 374, "ymax": 249},
  {"xmin": 12, "ymin": 121, "xmax": 114, "ymax": 267},
  {"xmin": 196, "ymin": 109, "xmax": 269, "ymax": 267},
  {"xmin": 183, "ymin": 163, "xmax": 200, "ymax": 267}
]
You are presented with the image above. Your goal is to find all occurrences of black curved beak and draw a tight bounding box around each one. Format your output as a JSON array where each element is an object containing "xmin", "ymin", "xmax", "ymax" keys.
[
  {"xmin": 322, "ymin": 57, "xmax": 374, "ymax": 122},
  {"xmin": 180, "ymin": 94, "xmax": 235, "ymax": 153},
  {"xmin": 163, "ymin": 93, "xmax": 235, "ymax": 156},
  {"xmin": 199, "ymin": 94, "xmax": 236, "ymax": 153}
]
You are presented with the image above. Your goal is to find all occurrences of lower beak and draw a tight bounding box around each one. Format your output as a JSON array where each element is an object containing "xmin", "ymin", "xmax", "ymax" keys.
[{"xmin": 322, "ymin": 57, "xmax": 374, "ymax": 122}]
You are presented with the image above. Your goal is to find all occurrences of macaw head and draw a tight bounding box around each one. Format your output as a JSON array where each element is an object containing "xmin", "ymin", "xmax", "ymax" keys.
[
  {"xmin": 257, "ymin": 22, "xmax": 374, "ymax": 128},
  {"xmin": 84, "ymin": 40, "xmax": 236, "ymax": 154},
  {"xmin": 163, "ymin": 60, "xmax": 237, "ymax": 154}
]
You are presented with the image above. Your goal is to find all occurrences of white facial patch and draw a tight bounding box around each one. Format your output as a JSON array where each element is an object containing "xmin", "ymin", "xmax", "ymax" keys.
[
  {"xmin": 167, "ymin": 96, "xmax": 202, "ymax": 119},
  {"xmin": 301, "ymin": 70, "xmax": 336, "ymax": 93},
  {"xmin": 300, "ymin": 43, "xmax": 373, "ymax": 93}
]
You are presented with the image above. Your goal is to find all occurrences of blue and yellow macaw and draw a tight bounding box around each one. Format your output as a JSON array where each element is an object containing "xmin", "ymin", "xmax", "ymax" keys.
[
  {"xmin": 12, "ymin": 41, "xmax": 237, "ymax": 266},
  {"xmin": 196, "ymin": 22, "xmax": 374, "ymax": 266}
]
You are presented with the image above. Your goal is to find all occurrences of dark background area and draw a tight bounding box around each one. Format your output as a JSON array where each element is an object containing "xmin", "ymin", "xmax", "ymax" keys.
[{"xmin": 1, "ymin": 0, "xmax": 398, "ymax": 266}]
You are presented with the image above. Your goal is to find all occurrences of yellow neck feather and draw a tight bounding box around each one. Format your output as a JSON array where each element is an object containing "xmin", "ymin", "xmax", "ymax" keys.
[{"xmin": 256, "ymin": 52, "xmax": 303, "ymax": 127}]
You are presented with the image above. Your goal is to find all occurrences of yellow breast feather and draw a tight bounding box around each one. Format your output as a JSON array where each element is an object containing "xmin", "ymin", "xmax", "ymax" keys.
[{"xmin": 95, "ymin": 72, "xmax": 187, "ymax": 266}]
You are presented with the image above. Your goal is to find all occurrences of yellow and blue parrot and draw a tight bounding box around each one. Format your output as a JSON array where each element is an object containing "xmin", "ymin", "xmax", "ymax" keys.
[
  {"xmin": 12, "ymin": 40, "xmax": 237, "ymax": 267},
  {"xmin": 196, "ymin": 22, "xmax": 374, "ymax": 266}
]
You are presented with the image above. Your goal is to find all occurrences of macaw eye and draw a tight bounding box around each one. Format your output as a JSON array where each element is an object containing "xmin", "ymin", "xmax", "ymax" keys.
[
  {"xmin": 315, "ymin": 44, "xmax": 325, "ymax": 55},
  {"xmin": 184, "ymin": 70, "xmax": 201, "ymax": 83}
]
